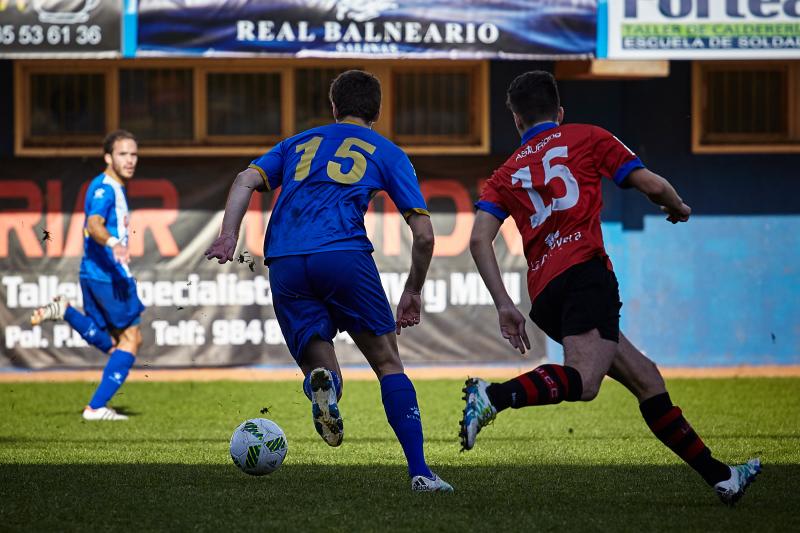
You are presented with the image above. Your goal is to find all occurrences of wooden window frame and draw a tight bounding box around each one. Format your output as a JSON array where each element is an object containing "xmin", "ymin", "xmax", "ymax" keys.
[
  {"xmin": 15, "ymin": 58, "xmax": 490, "ymax": 157},
  {"xmin": 15, "ymin": 61, "xmax": 116, "ymax": 157},
  {"xmin": 692, "ymin": 60, "xmax": 800, "ymax": 154},
  {"xmin": 118, "ymin": 61, "xmax": 198, "ymax": 148},
  {"xmin": 201, "ymin": 62, "xmax": 288, "ymax": 149},
  {"xmin": 390, "ymin": 61, "xmax": 488, "ymax": 154}
]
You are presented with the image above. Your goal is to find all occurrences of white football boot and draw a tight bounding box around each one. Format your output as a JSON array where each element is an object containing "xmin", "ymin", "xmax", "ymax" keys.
[
  {"xmin": 411, "ymin": 472, "xmax": 454, "ymax": 493},
  {"xmin": 714, "ymin": 458, "xmax": 761, "ymax": 505},
  {"xmin": 30, "ymin": 295, "xmax": 68, "ymax": 325},
  {"xmin": 309, "ymin": 368, "xmax": 343, "ymax": 447},
  {"xmin": 459, "ymin": 377, "xmax": 497, "ymax": 451},
  {"xmin": 82, "ymin": 406, "xmax": 128, "ymax": 421}
]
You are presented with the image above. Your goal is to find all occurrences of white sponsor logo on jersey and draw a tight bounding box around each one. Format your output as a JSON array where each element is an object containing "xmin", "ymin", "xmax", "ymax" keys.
[
  {"xmin": 515, "ymin": 131, "xmax": 562, "ymax": 161},
  {"xmin": 545, "ymin": 230, "xmax": 560, "ymax": 249}
]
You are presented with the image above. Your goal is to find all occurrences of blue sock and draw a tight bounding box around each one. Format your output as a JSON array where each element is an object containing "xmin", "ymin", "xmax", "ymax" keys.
[
  {"xmin": 302, "ymin": 369, "xmax": 342, "ymax": 401},
  {"xmin": 64, "ymin": 306, "xmax": 113, "ymax": 353},
  {"xmin": 88, "ymin": 350, "xmax": 135, "ymax": 409},
  {"xmin": 380, "ymin": 373, "xmax": 432, "ymax": 479}
]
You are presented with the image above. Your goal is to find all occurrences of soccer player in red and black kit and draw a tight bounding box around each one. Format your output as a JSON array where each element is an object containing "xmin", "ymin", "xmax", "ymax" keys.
[{"xmin": 460, "ymin": 71, "xmax": 760, "ymax": 505}]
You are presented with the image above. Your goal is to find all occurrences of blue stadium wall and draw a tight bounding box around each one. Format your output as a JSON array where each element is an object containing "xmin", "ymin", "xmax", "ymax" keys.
[{"xmin": 1, "ymin": 59, "xmax": 797, "ymax": 366}]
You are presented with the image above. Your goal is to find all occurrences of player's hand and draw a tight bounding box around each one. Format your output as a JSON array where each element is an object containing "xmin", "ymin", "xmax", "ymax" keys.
[
  {"xmin": 395, "ymin": 289, "xmax": 422, "ymax": 335},
  {"xmin": 204, "ymin": 234, "xmax": 237, "ymax": 264},
  {"xmin": 661, "ymin": 202, "xmax": 691, "ymax": 224},
  {"xmin": 498, "ymin": 303, "xmax": 530, "ymax": 355},
  {"xmin": 111, "ymin": 243, "xmax": 130, "ymax": 265}
]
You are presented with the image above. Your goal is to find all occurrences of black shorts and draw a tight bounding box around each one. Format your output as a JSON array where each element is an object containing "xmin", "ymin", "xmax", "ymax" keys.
[{"xmin": 529, "ymin": 256, "xmax": 622, "ymax": 344}]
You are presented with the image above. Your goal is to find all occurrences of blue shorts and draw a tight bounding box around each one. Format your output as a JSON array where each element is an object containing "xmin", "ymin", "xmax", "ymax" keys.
[
  {"xmin": 268, "ymin": 250, "xmax": 396, "ymax": 362},
  {"xmin": 80, "ymin": 276, "xmax": 145, "ymax": 332}
]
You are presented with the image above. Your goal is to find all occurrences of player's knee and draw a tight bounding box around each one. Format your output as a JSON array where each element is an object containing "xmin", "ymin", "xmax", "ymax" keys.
[
  {"xmin": 372, "ymin": 355, "xmax": 403, "ymax": 379},
  {"xmin": 575, "ymin": 368, "xmax": 606, "ymax": 401},
  {"xmin": 114, "ymin": 326, "xmax": 142, "ymax": 354},
  {"xmin": 580, "ymin": 381, "xmax": 602, "ymax": 401}
]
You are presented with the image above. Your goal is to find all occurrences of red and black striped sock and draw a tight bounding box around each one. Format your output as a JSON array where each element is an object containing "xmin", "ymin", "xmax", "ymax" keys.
[
  {"xmin": 486, "ymin": 364, "xmax": 583, "ymax": 412},
  {"xmin": 640, "ymin": 392, "xmax": 730, "ymax": 486}
]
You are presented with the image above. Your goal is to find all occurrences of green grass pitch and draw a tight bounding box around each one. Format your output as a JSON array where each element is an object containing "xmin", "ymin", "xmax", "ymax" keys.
[{"xmin": 1, "ymin": 377, "xmax": 798, "ymax": 532}]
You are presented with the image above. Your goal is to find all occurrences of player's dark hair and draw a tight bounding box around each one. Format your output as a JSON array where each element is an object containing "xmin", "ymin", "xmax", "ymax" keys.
[
  {"xmin": 329, "ymin": 70, "xmax": 381, "ymax": 123},
  {"xmin": 506, "ymin": 71, "xmax": 560, "ymax": 127},
  {"xmin": 103, "ymin": 130, "xmax": 137, "ymax": 155}
]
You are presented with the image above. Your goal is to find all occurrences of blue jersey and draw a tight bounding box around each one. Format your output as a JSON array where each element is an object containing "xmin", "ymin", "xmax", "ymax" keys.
[
  {"xmin": 249, "ymin": 122, "xmax": 428, "ymax": 260},
  {"xmin": 80, "ymin": 173, "xmax": 133, "ymax": 282}
]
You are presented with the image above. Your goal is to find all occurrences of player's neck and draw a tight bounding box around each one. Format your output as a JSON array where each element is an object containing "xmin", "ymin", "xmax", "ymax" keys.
[
  {"xmin": 337, "ymin": 116, "xmax": 373, "ymax": 129},
  {"xmin": 520, "ymin": 119, "xmax": 558, "ymax": 133},
  {"xmin": 104, "ymin": 167, "xmax": 126, "ymax": 187}
]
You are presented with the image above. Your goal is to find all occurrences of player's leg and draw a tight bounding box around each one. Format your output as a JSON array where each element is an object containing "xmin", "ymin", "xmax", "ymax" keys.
[
  {"xmin": 298, "ymin": 338, "xmax": 345, "ymax": 447},
  {"xmin": 307, "ymin": 250, "xmax": 451, "ymax": 491},
  {"xmin": 83, "ymin": 277, "xmax": 145, "ymax": 421},
  {"xmin": 298, "ymin": 338, "xmax": 343, "ymax": 400},
  {"xmin": 350, "ymin": 330, "xmax": 452, "ymax": 492},
  {"xmin": 462, "ymin": 257, "xmax": 619, "ymax": 450},
  {"xmin": 607, "ymin": 333, "xmax": 760, "ymax": 504},
  {"xmin": 269, "ymin": 254, "xmax": 345, "ymax": 446},
  {"xmin": 83, "ymin": 325, "xmax": 140, "ymax": 421},
  {"xmin": 461, "ymin": 329, "xmax": 615, "ymax": 450},
  {"xmin": 30, "ymin": 281, "xmax": 114, "ymax": 353}
]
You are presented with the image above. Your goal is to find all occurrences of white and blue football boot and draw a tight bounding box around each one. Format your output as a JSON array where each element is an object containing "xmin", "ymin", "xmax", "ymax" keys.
[
  {"xmin": 31, "ymin": 295, "xmax": 67, "ymax": 325},
  {"xmin": 411, "ymin": 472, "xmax": 454, "ymax": 493},
  {"xmin": 309, "ymin": 368, "xmax": 344, "ymax": 447},
  {"xmin": 714, "ymin": 458, "xmax": 761, "ymax": 506},
  {"xmin": 459, "ymin": 377, "xmax": 497, "ymax": 451}
]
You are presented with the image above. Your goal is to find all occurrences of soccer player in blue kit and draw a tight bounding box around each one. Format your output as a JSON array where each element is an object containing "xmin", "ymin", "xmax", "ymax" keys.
[
  {"xmin": 31, "ymin": 130, "xmax": 145, "ymax": 421},
  {"xmin": 205, "ymin": 70, "xmax": 453, "ymax": 492}
]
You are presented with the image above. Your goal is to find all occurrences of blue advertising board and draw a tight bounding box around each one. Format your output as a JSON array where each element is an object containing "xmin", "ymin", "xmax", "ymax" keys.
[{"xmin": 135, "ymin": 0, "xmax": 596, "ymax": 59}]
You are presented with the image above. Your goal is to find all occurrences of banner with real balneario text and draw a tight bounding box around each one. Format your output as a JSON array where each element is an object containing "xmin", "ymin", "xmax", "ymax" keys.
[
  {"xmin": 136, "ymin": 0, "xmax": 596, "ymax": 59},
  {"xmin": 0, "ymin": 0, "xmax": 121, "ymax": 58},
  {"xmin": 0, "ymin": 157, "xmax": 543, "ymax": 369},
  {"xmin": 602, "ymin": 0, "xmax": 800, "ymax": 59}
]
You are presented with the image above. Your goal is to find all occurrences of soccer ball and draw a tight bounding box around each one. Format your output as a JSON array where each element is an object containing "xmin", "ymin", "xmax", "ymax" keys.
[{"xmin": 229, "ymin": 418, "xmax": 288, "ymax": 476}]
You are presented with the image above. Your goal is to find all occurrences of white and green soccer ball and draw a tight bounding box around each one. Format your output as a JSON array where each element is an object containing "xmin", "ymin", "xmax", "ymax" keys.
[{"xmin": 229, "ymin": 418, "xmax": 288, "ymax": 476}]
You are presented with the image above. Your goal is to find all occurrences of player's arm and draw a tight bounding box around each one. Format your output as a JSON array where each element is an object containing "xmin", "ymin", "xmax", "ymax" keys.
[
  {"xmin": 204, "ymin": 167, "xmax": 266, "ymax": 264},
  {"xmin": 625, "ymin": 168, "xmax": 691, "ymax": 224},
  {"xmin": 470, "ymin": 210, "xmax": 530, "ymax": 355},
  {"xmin": 396, "ymin": 212, "xmax": 434, "ymax": 334},
  {"xmin": 592, "ymin": 126, "xmax": 691, "ymax": 224},
  {"xmin": 86, "ymin": 214, "xmax": 129, "ymax": 265}
]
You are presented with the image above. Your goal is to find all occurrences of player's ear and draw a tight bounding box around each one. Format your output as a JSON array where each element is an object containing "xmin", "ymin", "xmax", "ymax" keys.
[
  {"xmin": 556, "ymin": 106, "xmax": 564, "ymax": 124},
  {"xmin": 104, "ymin": 152, "xmax": 112, "ymax": 166},
  {"xmin": 512, "ymin": 113, "xmax": 525, "ymax": 134},
  {"xmin": 331, "ymin": 102, "xmax": 338, "ymax": 121}
]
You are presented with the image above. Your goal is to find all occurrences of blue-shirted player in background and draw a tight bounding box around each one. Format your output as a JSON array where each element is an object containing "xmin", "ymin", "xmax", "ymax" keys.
[
  {"xmin": 32, "ymin": 130, "xmax": 145, "ymax": 421},
  {"xmin": 205, "ymin": 70, "xmax": 453, "ymax": 492}
]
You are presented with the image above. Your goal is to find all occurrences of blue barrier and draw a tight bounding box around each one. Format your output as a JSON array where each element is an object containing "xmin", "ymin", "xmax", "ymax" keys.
[{"xmin": 598, "ymin": 215, "xmax": 800, "ymax": 366}]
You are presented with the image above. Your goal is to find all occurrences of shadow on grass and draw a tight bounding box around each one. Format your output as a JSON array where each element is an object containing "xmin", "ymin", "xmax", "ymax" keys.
[
  {"xmin": 3, "ymin": 433, "xmax": 797, "ymax": 447},
  {"xmin": 1, "ymin": 463, "xmax": 797, "ymax": 532}
]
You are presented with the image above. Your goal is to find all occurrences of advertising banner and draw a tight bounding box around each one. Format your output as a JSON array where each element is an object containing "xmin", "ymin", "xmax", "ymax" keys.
[
  {"xmin": 136, "ymin": 0, "xmax": 596, "ymax": 59},
  {"xmin": 0, "ymin": 0, "xmax": 121, "ymax": 58},
  {"xmin": 0, "ymin": 157, "xmax": 542, "ymax": 369},
  {"xmin": 601, "ymin": 0, "xmax": 800, "ymax": 59}
]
